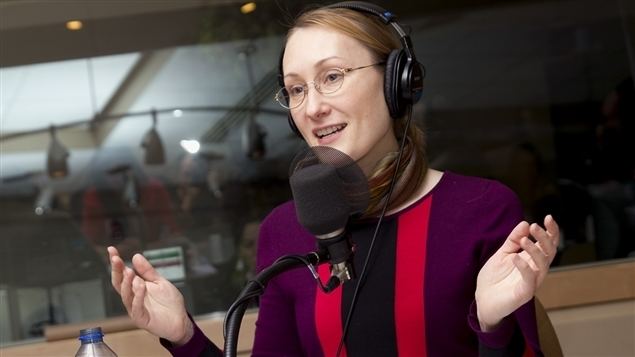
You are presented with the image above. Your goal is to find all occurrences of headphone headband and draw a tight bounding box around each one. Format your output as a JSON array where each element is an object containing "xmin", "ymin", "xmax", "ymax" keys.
[
  {"xmin": 326, "ymin": 1, "xmax": 396, "ymax": 24},
  {"xmin": 326, "ymin": 2, "xmax": 416, "ymax": 59}
]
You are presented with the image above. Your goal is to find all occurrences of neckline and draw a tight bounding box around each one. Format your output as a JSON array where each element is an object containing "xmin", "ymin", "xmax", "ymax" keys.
[{"xmin": 355, "ymin": 170, "xmax": 449, "ymax": 224}]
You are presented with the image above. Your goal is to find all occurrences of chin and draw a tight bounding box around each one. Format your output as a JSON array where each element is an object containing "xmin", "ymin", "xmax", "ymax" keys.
[{"xmin": 332, "ymin": 144, "xmax": 358, "ymax": 161}]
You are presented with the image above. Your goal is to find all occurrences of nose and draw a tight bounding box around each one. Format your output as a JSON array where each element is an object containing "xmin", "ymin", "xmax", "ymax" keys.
[{"xmin": 303, "ymin": 82, "xmax": 329, "ymax": 121}]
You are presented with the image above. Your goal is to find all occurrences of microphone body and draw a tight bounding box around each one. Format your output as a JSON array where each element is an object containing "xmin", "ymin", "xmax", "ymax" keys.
[
  {"xmin": 316, "ymin": 228, "xmax": 355, "ymax": 290},
  {"xmin": 290, "ymin": 163, "xmax": 353, "ymax": 291},
  {"xmin": 289, "ymin": 147, "xmax": 369, "ymax": 292}
]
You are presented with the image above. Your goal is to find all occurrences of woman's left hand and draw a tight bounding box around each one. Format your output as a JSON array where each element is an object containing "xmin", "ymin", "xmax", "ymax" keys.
[{"xmin": 475, "ymin": 215, "xmax": 560, "ymax": 331}]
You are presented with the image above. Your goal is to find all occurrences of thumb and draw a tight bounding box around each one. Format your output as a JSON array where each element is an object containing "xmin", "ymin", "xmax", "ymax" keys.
[
  {"xmin": 499, "ymin": 221, "xmax": 530, "ymax": 254},
  {"xmin": 132, "ymin": 253, "xmax": 163, "ymax": 282}
]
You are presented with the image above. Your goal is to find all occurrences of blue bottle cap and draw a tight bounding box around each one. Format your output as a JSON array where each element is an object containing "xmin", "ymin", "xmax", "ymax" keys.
[{"xmin": 79, "ymin": 327, "xmax": 104, "ymax": 342}]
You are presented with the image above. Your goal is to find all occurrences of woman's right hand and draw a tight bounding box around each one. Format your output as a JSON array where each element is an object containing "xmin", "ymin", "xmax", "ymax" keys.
[{"xmin": 108, "ymin": 246, "xmax": 194, "ymax": 345}]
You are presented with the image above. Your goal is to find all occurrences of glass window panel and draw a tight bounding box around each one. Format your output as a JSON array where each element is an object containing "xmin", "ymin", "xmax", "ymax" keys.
[{"xmin": 1, "ymin": 0, "xmax": 633, "ymax": 346}]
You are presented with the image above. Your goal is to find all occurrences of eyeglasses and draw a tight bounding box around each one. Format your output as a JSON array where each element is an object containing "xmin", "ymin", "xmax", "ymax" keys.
[{"xmin": 275, "ymin": 62, "xmax": 385, "ymax": 110}]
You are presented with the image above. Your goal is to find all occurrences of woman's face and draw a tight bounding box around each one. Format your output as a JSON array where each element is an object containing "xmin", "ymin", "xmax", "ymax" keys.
[{"xmin": 283, "ymin": 26, "xmax": 398, "ymax": 175}]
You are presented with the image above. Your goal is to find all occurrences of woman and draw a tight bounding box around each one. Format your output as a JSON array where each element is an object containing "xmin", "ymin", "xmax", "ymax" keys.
[{"xmin": 108, "ymin": 2, "xmax": 559, "ymax": 356}]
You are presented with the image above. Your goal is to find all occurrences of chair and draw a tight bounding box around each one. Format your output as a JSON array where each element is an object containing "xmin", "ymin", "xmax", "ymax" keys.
[{"xmin": 535, "ymin": 298, "xmax": 563, "ymax": 357}]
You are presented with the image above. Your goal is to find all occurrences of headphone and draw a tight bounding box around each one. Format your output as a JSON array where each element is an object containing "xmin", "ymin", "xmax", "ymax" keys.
[{"xmin": 278, "ymin": 1, "xmax": 425, "ymax": 138}]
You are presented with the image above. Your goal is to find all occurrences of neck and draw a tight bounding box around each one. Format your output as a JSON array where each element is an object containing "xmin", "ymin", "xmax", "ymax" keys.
[{"xmin": 357, "ymin": 134, "xmax": 399, "ymax": 177}]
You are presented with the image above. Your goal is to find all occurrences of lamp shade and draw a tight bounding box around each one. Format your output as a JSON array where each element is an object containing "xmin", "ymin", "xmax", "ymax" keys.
[
  {"xmin": 46, "ymin": 126, "xmax": 70, "ymax": 178},
  {"xmin": 242, "ymin": 119, "xmax": 266, "ymax": 160},
  {"xmin": 141, "ymin": 127, "xmax": 165, "ymax": 165},
  {"xmin": 141, "ymin": 110, "xmax": 165, "ymax": 165}
]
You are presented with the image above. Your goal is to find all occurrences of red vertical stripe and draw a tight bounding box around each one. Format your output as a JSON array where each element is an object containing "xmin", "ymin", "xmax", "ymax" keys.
[
  {"xmin": 315, "ymin": 264, "xmax": 347, "ymax": 357},
  {"xmin": 395, "ymin": 196, "xmax": 432, "ymax": 356},
  {"xmin": 522, "ymin": 339, "xmax": 535, "ymax": 357}
]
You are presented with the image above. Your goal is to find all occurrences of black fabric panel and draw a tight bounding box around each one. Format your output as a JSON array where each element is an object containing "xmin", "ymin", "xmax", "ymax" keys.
[{"xmin": 341, "ymin": 218, "xmax": 399, "ymax": 356}]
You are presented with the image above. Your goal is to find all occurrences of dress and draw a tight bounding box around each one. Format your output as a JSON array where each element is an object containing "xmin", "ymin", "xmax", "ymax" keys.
[{"xmin": 162, "ymin": 171, "xmax": 544, "ymax": 356}]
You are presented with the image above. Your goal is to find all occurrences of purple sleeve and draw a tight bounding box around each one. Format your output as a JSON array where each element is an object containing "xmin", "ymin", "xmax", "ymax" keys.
[
  {"xmin": 250, "ymin": 203, "xmax": 306, "ymax": 356},
  {"xmin": 467, "ymin": 181, "xmax": 544, "ymax": 356},
  {"xmin": 468, "ymin": 300, "xmax": 517, "ymax": 348},
  {"xmin": 468, "ymin": 299, "xmax": 542, "ymax": 356},
  {"xmin": 159, "ymin": 315, "xmax": 222, "ymax": 357}
]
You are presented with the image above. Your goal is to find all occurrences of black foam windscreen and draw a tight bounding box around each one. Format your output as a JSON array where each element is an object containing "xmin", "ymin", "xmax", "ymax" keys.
[
  {"xmin": 289, "ymin": 146, "xmax": 369, "ymax": 236},
  {"xmin": 290, "ymin": 163, "xmax": 349, "ymax": 235}
]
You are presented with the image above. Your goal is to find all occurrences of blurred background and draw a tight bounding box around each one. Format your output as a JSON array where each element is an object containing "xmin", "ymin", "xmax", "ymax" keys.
[{"xmin": 1, "ymin": 0, "xmax": 633, "ymax": 347}]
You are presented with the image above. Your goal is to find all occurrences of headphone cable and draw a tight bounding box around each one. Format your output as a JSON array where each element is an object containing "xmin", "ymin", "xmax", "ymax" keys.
[{"xmin": 336, "ymin": 104, "xmax": 414, "ymax": 356}]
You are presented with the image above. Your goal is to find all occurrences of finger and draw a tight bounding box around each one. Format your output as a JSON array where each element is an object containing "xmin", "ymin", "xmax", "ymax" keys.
[
  {"xmin": 107, "ymin": 246, "xmax": 120, "ymax": 260},
  {"xmin": 120, "ymin": 267, "xmax": 135, "ymax": 314},
  {"xmin": 131, "ymin": 276, "xmax": 148, "ymax": 322},
  {"xmin": 544, "ymin": 215, "xmax": 560, "ymax": 245},
  {"xmin": 132, "ymin": 253, "xmax": 163, "ymax": 282},
  {"xmin": 529, "ymin": 223, "xmax": 555, "ymax": 261},
  {"xmin": 520, "ymin": 236, "xmax": 548, "ymax": 270},
  {"xmin": 109, "ymin": 248, "xmax": 125, "ymax": 295},
  {"xmin": 520, "ymin": 236, "xmax": 552, "ymax": 286},
  {"xmin": 513, "ymin": 254, "xmax": 537, "ymax": 289},
  {"xmin": 500, "ymin": 221, "xmax": 530, "ymax": 253}
]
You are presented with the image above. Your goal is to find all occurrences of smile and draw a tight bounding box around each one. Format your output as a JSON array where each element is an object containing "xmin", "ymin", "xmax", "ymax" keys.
[{"xmin": 315, "ymin": 124, "xmax": 347, "ymax": 139}]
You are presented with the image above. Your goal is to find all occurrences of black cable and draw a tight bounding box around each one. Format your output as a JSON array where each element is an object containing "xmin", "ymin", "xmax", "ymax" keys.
[
  {"xmin": 223, "ymin": 254, "xmax": 316, "ymax": 339},
  {"xmin": 223, "ymin": 251, "xmax": 329, "ymax": 357},
  {"xmin": 336, "ymin": 105, "xmax": 414, "ymax": 356}
]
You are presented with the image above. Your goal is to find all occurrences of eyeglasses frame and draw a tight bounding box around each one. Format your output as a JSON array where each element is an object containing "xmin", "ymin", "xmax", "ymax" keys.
[{"xmin": 274, "ymin": 62, "xmax": 386, "ymax": 110}]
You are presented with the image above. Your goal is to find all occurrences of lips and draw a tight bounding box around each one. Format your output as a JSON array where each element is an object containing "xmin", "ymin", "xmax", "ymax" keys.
[{"xmin": 314, "ymin": 124, "xmax": 347, "ymax": 139}]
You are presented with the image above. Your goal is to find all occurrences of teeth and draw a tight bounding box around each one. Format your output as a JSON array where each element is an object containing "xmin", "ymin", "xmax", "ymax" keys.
[{"xmin": 316, "ymin": 124, "xmax": 346, "ymax": 138}]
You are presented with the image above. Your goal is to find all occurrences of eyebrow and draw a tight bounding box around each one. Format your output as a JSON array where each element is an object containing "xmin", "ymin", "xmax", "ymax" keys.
[{"xmin": 283, "ymin": 56, "xmax": 345, "ymax": 79}]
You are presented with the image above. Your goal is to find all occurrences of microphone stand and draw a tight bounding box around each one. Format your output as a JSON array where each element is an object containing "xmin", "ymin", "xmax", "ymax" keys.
[{"xmin": 223, "ymin": 249, "xmax": 329, "ymax": 357}]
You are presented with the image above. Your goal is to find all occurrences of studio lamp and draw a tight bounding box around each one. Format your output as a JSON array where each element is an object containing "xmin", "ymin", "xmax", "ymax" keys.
[
  {"xmin": 238, "ymin": 42, "xmax": 267, "ymax": 160},
  {"xmin": 46, "ymin": 125, "xmax": 70, "ymax": 178},
  {"xmin": 34, "ymin": 186, "xmax": 54, "ymax": 216},
  {"xmin": 141, "ymin": 109, "xmax": 165, "ymax": 165},
  {"xmin": 242, "ymin": 119, "xmax": 266, "ymax": 160}
]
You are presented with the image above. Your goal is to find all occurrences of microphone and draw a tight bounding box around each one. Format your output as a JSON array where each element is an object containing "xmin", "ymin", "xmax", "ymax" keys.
[{"xmin": 289, "ymin": 146, "xmax": 369, "ymax": 291}]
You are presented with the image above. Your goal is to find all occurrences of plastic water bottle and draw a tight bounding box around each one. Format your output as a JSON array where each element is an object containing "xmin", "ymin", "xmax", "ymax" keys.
[{"xmin": 74, "ymin": 327, "xmax": 118, "ymax": 357}]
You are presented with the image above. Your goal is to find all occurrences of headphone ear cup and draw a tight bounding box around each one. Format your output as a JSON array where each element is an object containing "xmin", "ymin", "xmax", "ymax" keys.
[
  {"xmin": 287, "ymin": 113, "xmax": 302, "ymax": 138},
  {"xmin": 384, "ymin": 49, "xmax": 406, "ymax": 119}
]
